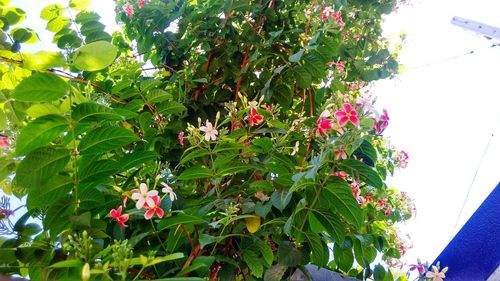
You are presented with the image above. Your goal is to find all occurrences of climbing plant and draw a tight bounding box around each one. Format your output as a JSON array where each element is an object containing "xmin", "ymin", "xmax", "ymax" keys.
[{"xmin": 0, "ymin": 0, "xmax": 415, "ymax": 280}]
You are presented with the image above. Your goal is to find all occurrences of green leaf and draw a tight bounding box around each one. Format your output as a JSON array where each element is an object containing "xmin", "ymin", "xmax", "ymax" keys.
[
  {"xmin": 242, "ymin": 249, "xmax": 264, "ymax": 278},
  {"xmin": 71, "ymin": 102, "xmax": 124, "ymax": 122},
  {"xmin": 339, "ymin": 159, "xmax": 383, "ymax": 189},
  {"xmin": 216, "ymin": 162, "xmax": 251, "ymax": 177},
  {"xmin": 57, "ymin": 34, "xmax": 82, "ymax": 49},
  {"xmin": 289, "ymin": 49, "xmax": 304, "ymax": 62},
  {"xmin": 357, "ymin": 140, "xmax": 378, "ymax": 165},
  {"xmin": 78, "ymin": 159, "xmax": 119, "ymax": 184},
  {"xmin": 16, "ymin": 114, "xmax": 68, "ymax": 156},
  {"xmin": 334, "ymin": 242, "xmax": 354, "ymax": 273},
  {"xmin": 49, "ymin": 259, "xmax": 83, "ymax": 268},
  {"xmin": 310, "ymin": 211, "xmax": 344, "ymax": 244},
  {"xmin": 15, "ymin": 146, "xmax": 70, "ymax": 188},
  {"xmin": 0, "ymin": 110, "xmax": 6, "ymax": 130},
  {"xmin": 177, "ymin": 166, "xmax": 212, "ymax": 180},
  {"xmin": 146, "ymin": 89, "xmax": 173, "ymax": 103},
  {"xmin": 304, "ymin": 55, "xmax": 325, "ymax": 79},
  {"xmin": 11, "ymin": 27, "xmax": 36, "ymax": 43},
  {"xmin": 78, "ymin": 126, "xmax": 139, "ymax": 155},
  {"xmin": 249, "ymin": 180, "xmax": 273, "ymax": 192},
  {"xmin": 72, "ymin": 41, "xmax": 118, "ymax": 71},
  {"xmin": 79, "ymin": 185, "xmax": 105, "ymax": 210},
  {"xmin": 304, "ymin": 232, "xmax": 329, "ymax": 268},
  {"xmin": 1, "ymin": 7, "xmax": 26, "ymax": 25},
  {"xmin": 22, "ymin": 51, "xmax": 66, "ymax": 70},
  {"xmin": 263, "ymin": 264, "xmax": 287, "ymax": 281},
  {"xmin": 46, "ymin": 16, "xmax": 71, "ymax": 32},
  {"xmin": 13, "ymin": 72, "xmax": 68, "ymax": 102},
  {"xmin": 75, "ymin": 11, "xmax": 101, "ymax": 24},
  {"xmin": 40, "ymin": 4, "xmax": 64, "ymax": 21},
  {"xmin": 26, "ymin": 175, "xmax": 73, "ymax": 210},
  {"xmin": 277, "ymin": 241, "xmax": 306, "ymax": 267},
  {"xmin": 271, "ymin": 189, "xmax": 292, "ymax": 211},
  {"xmin": 323, "ymin": 178, "xmax": 363, "ymax": 228},
  {"xmin": 44, "ymin": 196, "xmax": 74, "ymax": 238},
  {"xmin": 84, "ymin": 31, "xmax": 112, "ymax": 43},
  {"xmin": 374, "ymin": 264, "xmax": 386, "ymax": 281},
  {"xmin": 157, "ymin": 213, "xmax": 206, "ymax": 231},
  {"xmin": 69, "ymin": 0, "xmax": 91, "ymax": 11},
  {"xmin": 256, "ymin": 240, "xmax": 274, "ymax": 266},
  {"xmin": 179, "ymin": 148, "xmax": 211, "ymax": 165},
  {"xmin": 119, "ymin": 151, "xmax": 158, "ymax": 171},
  {"xmin": 158, "ymin": 101, "xmax": 187, "ymax": 115},
  {"xmin": 294, "ymin": 66, "xmax": 312, "ymax": 89}
]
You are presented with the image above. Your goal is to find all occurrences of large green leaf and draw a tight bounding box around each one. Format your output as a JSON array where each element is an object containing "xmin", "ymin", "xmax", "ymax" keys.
[
  {"xmin": 339, "ymin": 159, "xmax": 383, "ymax": 189},
  {"xmin": 26, "ymin": 175, "xmax": 73, "ymax": 210},
  {"xmin": 40, "ymin": 4, "xmax": 64, "ymax": 21},
  {"xmin": 13, "ymin": 72, "xmax": 68, "ymax": 102},
  {"xmin": 78, "ymin": 126, "xmax": 139, "ymax": 155},
  {"xmin": 179, "ymin": 148, "xmax": 211, "ymax": 165},
  {"xmin": 304, "ymin": 232, "xmax": 329, "ymax": 268},
  {"xmin": 242, "ymin": 249, "xmax": 264, "ymax": 278},
  {"xmin": 270, "ymin": 189, "xmax": 292, "ymax": 211},
  {"xmin": 44, "ymin": 196, "xmax": 74, "ymax": 239},
  {"xmin": 78, "ymin": 159, "xmax": 119, "ymax": 184},
  {"xmin": 72, "ymin": 41, "xmax": 118, "ymax": 71},
  {"xmin": 22, "ymin": 51, "xmax": 66, "ymax": 70},
  {"xmin": 323, "ymin": 178, "xmax": 363, "ymax": 228},
  {"xmin": 69, "ymin": 0, "xmax": 91, "ymax": 11},
  {"xmin": 15, "ymin": 146, "xmax": 70, "ymax": 188},
  {"xmin": 263, "ymin": 265, "xmax": 287, "ymax": 281},
  {"xmin": 177, "ymin": 166, "xmax": 212, "ymax": 180},
  {"xmin": 277, "ymin": 241, "xmax": 307, "ymax": 267},
  {"xmin": 71, "ymin": 102, "xmax": 124, "ymax": 122},
  {"xmin": 157, "ymin": 213, "xmax": 206, "ymax": 231},
  {"xmin": 118, "ymin": 150, "xmax": 158, "ymax": 171},
  {"xmin": 16, "ymin": 114, "xmax": 68, "ymax": 156},
  {"xmin": 46, "ymin": 16, "xmax": 71, "ymax": 32},
  {"xmin": 310, "ymin": 211, "xmax": 344, "ymax": 244},
  {"xmin": 146, "ymin": 89, "xmax": 173, "ymax": 103}
]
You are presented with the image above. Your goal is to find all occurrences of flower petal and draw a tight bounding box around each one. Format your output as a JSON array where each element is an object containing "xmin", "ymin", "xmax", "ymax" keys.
[
  {"xmin": 136, "ymin": 199, "xmax": 145, "ymax": 210},
  {"xmin": 156, "ymin": 208, "xmax": 164, "ymax": 218},
  {"xmin": 350, "ymin": 115, "xmax": 359, "ymax": 126},
  {"xmin": 139, "ymin": 183, "xmax": 148, "ymax": 194},
  {"xmin": 144, "ymin": 208, "xmax": 155, "ymax": 220},
  {"xmin": 338, "ymin": 116, "xmax": 349, "ymax": 127}
]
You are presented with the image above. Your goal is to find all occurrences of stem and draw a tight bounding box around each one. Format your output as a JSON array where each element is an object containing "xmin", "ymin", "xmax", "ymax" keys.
[
  {"xmin": 131, "ymin": 266, "xmax": 145, "ymax": 281},
  {"xmin": 150, "ymin": 220, "xmax": 168, "ymax": 254}
]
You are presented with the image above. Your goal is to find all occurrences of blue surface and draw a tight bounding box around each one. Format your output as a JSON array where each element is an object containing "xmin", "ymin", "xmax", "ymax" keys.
[{"xmin": 432, "ymin": 183, "xmax": 500, "ymax": 281}]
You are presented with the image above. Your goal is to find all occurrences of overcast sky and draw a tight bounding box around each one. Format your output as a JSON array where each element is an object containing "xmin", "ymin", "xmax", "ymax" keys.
[{"xmin": 10, "ymin": 0, "xmax": 500, "ymax": 271}]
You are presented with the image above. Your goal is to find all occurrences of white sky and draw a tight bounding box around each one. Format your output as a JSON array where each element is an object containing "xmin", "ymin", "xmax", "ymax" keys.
[{"xmin": 10, "ymin": 0, "xmax": 500, "ymax": 271}]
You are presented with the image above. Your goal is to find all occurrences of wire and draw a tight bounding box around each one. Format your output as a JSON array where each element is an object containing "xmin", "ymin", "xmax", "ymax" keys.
[
  {"xmin": 405, "ymin": 43, "xmax": 500, "ymax": 71},
  {"xmin": 449, "ymin": 111, "xmax": 500, "ymax": 241}
]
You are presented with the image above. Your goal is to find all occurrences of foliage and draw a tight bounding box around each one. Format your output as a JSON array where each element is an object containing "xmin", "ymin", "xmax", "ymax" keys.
[{"xmin": 0, "ymin": 0, "xmax": 414, "ymax": 280}]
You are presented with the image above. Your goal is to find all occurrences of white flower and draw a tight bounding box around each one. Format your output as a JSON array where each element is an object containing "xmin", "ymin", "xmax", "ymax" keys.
[
  {"xmin": 131, "ymin": 183, "xmax": 158, "ymax": 209},
  {"xmin": 199, "ymin": 120, "xmax": 218, "ymax": 141},
  {"xmin": 426, "ymin": 265, "xmax": 448, "ymax": 281},
  {"xmin": 319, "ymin": 109, "xmax": 331, "ymax": 119},
  {"xmin": 161, "ymin": 182, "xmax": 177, "ymax": 201},
  {"xmin": 291, "ymin": 141, "xmax": 300, "ymax": 156}
]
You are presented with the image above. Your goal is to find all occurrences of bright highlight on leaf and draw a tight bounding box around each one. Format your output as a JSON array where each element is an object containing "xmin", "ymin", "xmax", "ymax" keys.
[
  {"xmin": 13, "ymin": 72, "xmax": 68, "ymax": 102},
  {"xmin": 72, "ymin": 41, "xmax": 118, "ymax": 71},
  {"xmin": 245, "ymin": 216, "xmax": 261, "ymax": 234}
]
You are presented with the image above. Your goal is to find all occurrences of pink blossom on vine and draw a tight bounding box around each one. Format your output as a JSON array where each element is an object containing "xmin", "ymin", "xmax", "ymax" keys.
[
  {"xmin": 248, "ymin": 107, "xmax": 264, "ymax": 126},
  {"xmin": 365, "ymin": 193, "xmax": 374, "ymax": 203},
  {"xmin": 178, "ymin": 132, "xmax": 184, "ymax": 146},
  {"xmin": 331, "ymin": 171, "xmax": 348, "ymax": 180},
  {"xmin": 398, "ymin": 150, "xmax": 409, "ymax": 168},
  {"xmin": 199, "ymin": 120, "xmax": 218, "ymax": 141},
  {"xmin": 131, "ymin": 183, "xmax": 158, "ymax": 209},
  {"xmin": 351, "ymin": 185, "xmax": 360, "ymax": 199},
  {"xmin": 377, "ymin": 198, "xmax": 387, "ymax": 209},
  {"xmin": 123, "ymin": 4, "xmax": 134, "ymax": 19},
  {"xmin": 334, "ymin": 103, "xmax": 359, "ymax": 127},
  {"xmin": 110, "ymin": 206, "xmax": 129, "ymax": 228},
  {"xmin": 144, "ymin": 195, "xmax": 164, "ymax": 220},
  {"xmin": 0, "ymin": 136, "xmax": 9, "ymax": 148},
  {"xmin": 384, "ymin": 206, "xmax": 391, "ymax": 217},
  {"xmin": 161, "ymin": 182, "xmax": 177, "ymax": 202},
  {"xmin": 319, "ymin": 7, "xmax": 335, "ymax": 21},
  {"xmin": 316, "ymin": 110, "xmax": 334, "ymax": 137},
  {"xmin": 334, "ymin": 146, "xmax": 347, "ymax": 160},
  {"xmin": 137, "ymin": 0, "xmax": 145, "ymax": 8},
  {"xmin": 375, "ymin": 109, "xmax": 389, "ymax": 134}
]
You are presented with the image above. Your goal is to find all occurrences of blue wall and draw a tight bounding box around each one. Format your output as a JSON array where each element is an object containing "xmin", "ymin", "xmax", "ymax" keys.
[{"xmin": 432, "ymin": 183, "xmax": 500, "ymax": 280}]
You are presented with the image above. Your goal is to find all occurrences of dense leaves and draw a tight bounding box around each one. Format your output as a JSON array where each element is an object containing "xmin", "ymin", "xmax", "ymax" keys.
[{"xmin": 0, "ymin": 0, "xmax": 415, "ymax": 280}]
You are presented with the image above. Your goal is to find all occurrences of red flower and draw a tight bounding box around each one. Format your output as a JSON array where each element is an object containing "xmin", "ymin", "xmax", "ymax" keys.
[
  {"xmin": 365, "ymin": 193, "xmax": 373, "ymax": 202},
  {"xmin": 0, "ymin": 136, "xmax": 9, "ymax": 149},
  {"xmin": 178, "ymin": 131, "xmax": 184, "ymax": 146},
  {"xmin": 144, "ymin": 195, "xmax": 164, "ymax": 220},
  {"xmin": 384, "ymin": 207, "xmax": 391, "ymax": 217},
  {"xmin": 334, "ymin": 146, "xmax": 347, "ymax": 160},
  {"xmin": 331, "ymin": 171, "xmax": 348, "ymax": 180},
  {"xmin": 123, "ymin": 4, "xmax": 134, "ymax": 18},
  {"xmin": 110, "ymin": 206, "xmax": 129, "ymax": 228},
  {"xmin": 137, "ymin": 0, "xmax": 145, "ymax": 8},
  {"xmin": 315, "ymin": 110, "xmax": 334, "ymax": 137},
  {"xmin": 334, "ymin": 103, "xmax": 359, "ymax": 127},
  {"xmin": 248, "ymin": 107, "xmax": 264, "ymax": 126},
  {"xmin": 351, "ymin": 185, "xmax": 360, "ymax": 199}
]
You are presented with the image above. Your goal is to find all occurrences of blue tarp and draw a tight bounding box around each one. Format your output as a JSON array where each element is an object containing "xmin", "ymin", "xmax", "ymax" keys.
[{"xmin": 432, "ymin": 183, "xmax": 500, "ymax": 280}]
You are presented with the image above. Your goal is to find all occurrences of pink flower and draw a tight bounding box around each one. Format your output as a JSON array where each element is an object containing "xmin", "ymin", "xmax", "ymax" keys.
[
  {"xmin": 384, "ymin": 206, "xmax": 391, "ymax": 217},
  {"xmin": 110, "ymin": 206, "xmax": 129, "ymax": 228},
  {"xmin": 123, "ymin": 4, "xmax": 134, "ymax": 19},
  {"xmin": 199, "ymin": 120, "xmax": 218, "ymax": 141},
  {"xmin": 377, "ymin": 198, "xmax": 386, "ymax": 209},
  {"xmin": 332, "ymin": 10, "xmax": 342, "ymax": 24},
  {"xmin": 331, "ymin": 171, "xmax": 348, "ymax": 180},
  {"xmin": 398, "ymin": 150, "xmax": 409, "ymax": 168},
  {"xmin": 365, "ymin": 193, "xmax": 373, "ymax": 202},
  {"xmin": 144, "ymin": 195, "xmax": 164, "ymax": 220},
  {"xmin": 409, "ymin": 264, "xmax": 425, "ymax": 274},
  {"xmin": 161, "ymin": 182, "xmax": 177, "ymax": 202},
  {"xmin": 351, "ymin": 185, "xmax": 360, "ymax": 199},
  {"xmin": 178, "ymin": 132, "xmax": 184, "ymax": 146},
  {"xmin": 334, "ymin": 103, "xmax": 359, "ymax": 127},
  {"xmin": 320, "ymin": 7, "xmax": 335, "ymax": 21},
  {"xmin": 334, "ymin": 146, "xmax": 347, "ymax": 160},
  {"xmin": 137, "ymin": 0, "xmax": 145, "ymax": 8},
  {"xmin": 0, "ymin": 136, "xmax": 9, "ymax": 148},
  {"xmin": 375, "ymin": 109, "xmax": 389, "ymax": 134},
  {"xmin": 248, "ymin": 107, "xmax": 264, "ymax": 126},
  {"xmin": 316, "ymin": 110, "xmax": 334, "ymax": 137},
  {"xmin": 353, "ymin": 34, "xmax": 362, "ymax": 42},
  {"xmin": 131, "ymin": 183, "xmax": 158, "ymax": 209}
]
